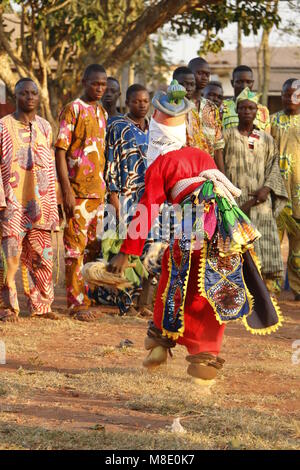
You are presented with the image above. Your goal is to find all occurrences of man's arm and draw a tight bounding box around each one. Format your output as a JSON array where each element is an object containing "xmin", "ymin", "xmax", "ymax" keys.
[
  {"xmin": 108, "ymin": 192, "xmax": 120, "ymax": 222},
  {"xmin": 214, "ymin": 149, "xmax": 225, "ymax": 174},
  {"xmin": 55, "ymin": 148, "xmax": 76, "ymax": 220},
  {"xmin": 0, "ymin": 166, "xmax": 6, "ymax": 210},
  {"xmin": 54, "ymin": 104, "xmax": 77, "ymax": 220},
  {"xmin": 213, "ymin": 105, "xmax": 225, "ymax": 173},
  {"xmin": 108, "ymin": 157, "xmax": 168, "ymax": 274},
  {"xmin": 104, "ymin": 124, "xmax": 121, "ymax": 221}
]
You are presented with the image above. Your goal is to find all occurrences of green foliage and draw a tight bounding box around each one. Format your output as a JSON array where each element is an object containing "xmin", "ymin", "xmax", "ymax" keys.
[
  {"xmin": 0, "ymin": 0, "xmax": 283, "ymax": 120},
  {"xmin": 131, "ymin": 34, "xmax": 171, "ymax": 88},
  {"xmin": 278, "ymin": 0, "xmax": 300, "ymax": 38},
  {"xmin": 170, "ymin": 1, "xmax": 280, "ymax": 55}
]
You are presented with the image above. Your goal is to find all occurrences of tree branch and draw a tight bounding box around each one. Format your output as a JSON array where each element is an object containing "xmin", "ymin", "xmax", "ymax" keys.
[
  {"xmin": 0, "ymin": 53, "xmax": 19, "ymax": 96},
  {"xmin": 44, "ymin": 0, "xmax": 72, "ymax": 16},
  {"xmin": 102, "ymin": 0, "xmax": 213, "ymax": 70},
  {"xmin": 0, "ymin": 15, "xmax": 33, "ymax": 78}
]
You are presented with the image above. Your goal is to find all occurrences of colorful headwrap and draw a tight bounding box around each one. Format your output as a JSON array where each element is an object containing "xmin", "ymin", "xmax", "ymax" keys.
[{"xmin": 236, "ymin": 87, "xmax": 261, "ymax": 109}]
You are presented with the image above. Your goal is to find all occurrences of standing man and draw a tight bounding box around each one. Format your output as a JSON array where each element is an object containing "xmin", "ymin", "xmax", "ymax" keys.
[
  {"xmin": 105, "ymin": 84, "xmax": 150, "ymax": 225},
  {"xmin": 171, "ymin": 67, "xmax": 204, "ymax": 152},
  {"xmin": 222, "ymin": 65, "xmax": 270, "ymax": 132},
  {"xmin": 203, "ymin": 81, "xmax": 224, "ymax": 109},
  {"xmin": 187, "ymin": 58, "xmax": 225, "ymax": 173},
  {"xmin": 101, "ymin": 77, "xmax": 122, "ymax": 126},
  {"xmin": 96, "ymin": 84, "xmax": 150, "ymax": 314},
  {"xmin": 55, "ymin": 64, "xmax": 107, "ymax": 321},
  {"xmin": 0, "ymin": 78, "xmax": 59, "ymax": 322},
  {"xmin": 271, "ymin": 78, "xmax": 300, "ymax": 301},
  {"xmin": 223, "ymin": 88, "xmax": 287, "ymax": 295}
]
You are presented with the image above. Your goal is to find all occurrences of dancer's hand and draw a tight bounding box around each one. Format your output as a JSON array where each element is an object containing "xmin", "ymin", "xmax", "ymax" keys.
[{"xmin": 108, "ymin": 252, "xmax": 129, "ymax": 274}]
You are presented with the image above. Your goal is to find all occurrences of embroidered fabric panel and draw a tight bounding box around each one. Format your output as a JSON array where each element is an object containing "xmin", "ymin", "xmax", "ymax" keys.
[
  {"xmin": 161, "ymin": 233, "xmax": 193, "ymax": 338},
  {"xmin": 203, "ymin": 235, "xmax": 251, "ymax": 321},
  {"xmin": 161, "ymin": 180, "xmax": 260, "ymax": 338}
]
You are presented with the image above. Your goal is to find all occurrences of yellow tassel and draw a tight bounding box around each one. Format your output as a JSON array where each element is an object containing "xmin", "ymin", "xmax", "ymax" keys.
[
  {"xmin": 21, "ymin": 262, "xmax": 30, "ymax": 296},
  {"xmin": 0, "ymin": 243, "xmax": 7, "ymax": 290}
]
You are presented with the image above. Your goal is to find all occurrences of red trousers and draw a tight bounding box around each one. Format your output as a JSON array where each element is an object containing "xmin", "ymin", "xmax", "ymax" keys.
[{"xmin": 153, "ymin": 247, "xmax": 225, "ymax": 355}]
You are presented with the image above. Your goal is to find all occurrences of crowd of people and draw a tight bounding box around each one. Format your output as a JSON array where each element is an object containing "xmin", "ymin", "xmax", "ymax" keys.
[{"xmin": 0, "ymin": 56, "xmax": 299, "ymax": 382}]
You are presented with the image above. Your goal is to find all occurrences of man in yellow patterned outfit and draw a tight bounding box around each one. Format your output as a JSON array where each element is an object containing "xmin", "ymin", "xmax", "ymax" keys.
[{"xmin": 55, "ymin": 64, "xmax": 107, "ymax": 320}]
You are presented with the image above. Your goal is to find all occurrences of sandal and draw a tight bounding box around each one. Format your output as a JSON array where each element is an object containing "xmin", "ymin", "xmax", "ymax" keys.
[
  {"xmin": 0, "ymin": 310, "xmax": 18, "ymax": 323},
  {"xmin": 31, "ymin": 311, "xmax": 59, "ymax": 320},
  {"xmin": 70, "ymin": 310, "xmax": 97, "ymax": 322}
]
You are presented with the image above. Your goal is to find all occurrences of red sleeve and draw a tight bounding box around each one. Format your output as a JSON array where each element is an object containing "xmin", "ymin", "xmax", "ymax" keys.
[
  {"xmin": 120, "ymin": 146, "xmax": 217, "ymax": 256},
  {"xmin": 120, "ymin": 159, "xmax": 167, "ymax": 256}
]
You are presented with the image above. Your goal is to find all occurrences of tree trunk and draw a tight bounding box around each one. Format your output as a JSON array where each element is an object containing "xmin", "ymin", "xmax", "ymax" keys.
[
  {"xmin": 256, "ymin": 36, "xmax": 263, "ymax": 94},
  {"xmin": 261, "ymin": 0, "xmax": 278, "ymax": 106},
  {"xmin": 103, "ymin": 0, "xmax": 206, "ymax": 71},
  {"xmin": 262, "ymin": 29, "xmax": 270, "ymax": 107},
  {"xmin": 0, "ymin": 53, "xmax": 19, "ymax": 96},
  {"xmin": 237, "ymin": 19, "xmax": 242, "ymax": 65}
]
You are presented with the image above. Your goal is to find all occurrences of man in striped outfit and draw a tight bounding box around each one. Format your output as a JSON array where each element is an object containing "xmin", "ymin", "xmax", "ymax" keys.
[{"xmin": 0, "ymin": 78, "xmax": 59, "ymax": 322}]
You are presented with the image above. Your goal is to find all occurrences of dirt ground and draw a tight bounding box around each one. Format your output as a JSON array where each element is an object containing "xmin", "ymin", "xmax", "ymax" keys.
[{"xmin": 0, "ymin": 234, "xmax": 299, "ymax": 450}]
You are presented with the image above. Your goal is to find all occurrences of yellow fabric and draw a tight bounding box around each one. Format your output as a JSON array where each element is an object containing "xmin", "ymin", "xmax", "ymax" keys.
[
  {"xmin": 236, "ymin": 87, "xmax": 261, "ymax": 107},
  {"xmin": 271, "ymin": 111, "xmax": 300, "ymax": 219}
]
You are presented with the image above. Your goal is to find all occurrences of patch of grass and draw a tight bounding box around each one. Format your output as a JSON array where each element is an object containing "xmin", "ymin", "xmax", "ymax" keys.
[
  {"xmin": 0, "ymin": 384, "xmax": 8, "ymax": 396},
  {"xmin": 1, "ymin": 310, "xmax": 299, "ymax": 450},
  {"xmin": 0, "ymin": 423, "xmax": 196, "ymax": 450},
  {"xmin": 0, "ymin": 411, "xmax": 299, "ymax": 450}
]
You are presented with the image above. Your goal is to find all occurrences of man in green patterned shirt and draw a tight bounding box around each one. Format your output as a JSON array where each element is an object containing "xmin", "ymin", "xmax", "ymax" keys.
[
  {"xmin": 222, "ymin": 65, "xmax": 270, "ymax": 132},
  {"xmin": 271, "ymin": 78, "xmax": 300, "ymax": 301}
]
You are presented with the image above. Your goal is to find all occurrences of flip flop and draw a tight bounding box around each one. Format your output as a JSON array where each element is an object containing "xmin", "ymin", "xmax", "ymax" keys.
[{"xmin": 71, "ymin": 311, "xmax": 97, "ymax": 322}]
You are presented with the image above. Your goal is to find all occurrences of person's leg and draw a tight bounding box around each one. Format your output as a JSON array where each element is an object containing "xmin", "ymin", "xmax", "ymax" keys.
[
  {"xmin": 150, "ymin": 248, "xmax": 225, "ymax": 381},
  {"xmin": 0, "ymin": 235, "xmax": 23, "ymax": 322},
  {"xmin": 153, "ymin": 248, "xmax": 225, "ymax": 355},
  {"xmin": 21, "ymin": 229, "xmax": 55, "ymax": 317},
  {"xmin": 64, "ymin": 199, "xmax": 103, "ymax": 319},
  {"xmin": 287, "ymin": 227, "xmax": 300, "ymax": 299},
  {"xmin": 177, "ymin": 249, "xmax": 225, "ymax": 352},
  {"xmin": 83, "ymin": 200, "xmax": 103, "ymax": 265},
  {"xmin": 143, "ymin": 247, "xmax": 175, "ymax": 367}
]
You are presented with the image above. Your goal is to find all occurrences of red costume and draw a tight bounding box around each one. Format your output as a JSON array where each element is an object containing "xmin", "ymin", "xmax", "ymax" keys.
[{"xmin": 121, "ymin": 147, "xmax": 225, "ymax": 355}]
